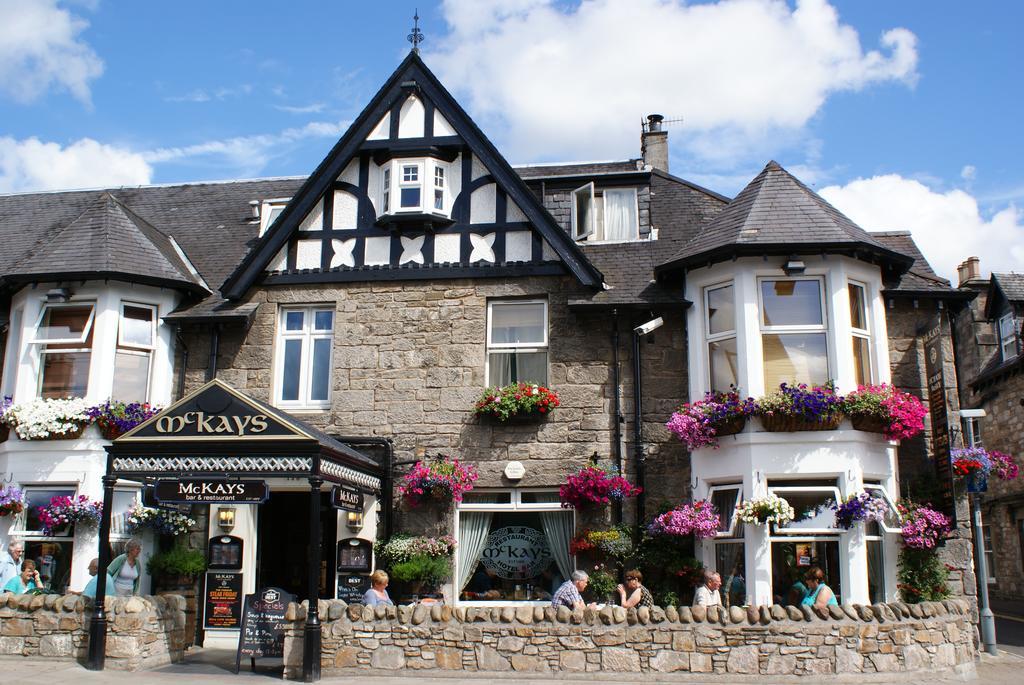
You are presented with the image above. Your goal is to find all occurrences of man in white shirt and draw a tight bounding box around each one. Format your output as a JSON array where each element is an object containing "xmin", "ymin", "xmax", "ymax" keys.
[
  {"xmin": 0, "ymin": 540, "xmax": 24, "ymax": 589},
  {"xmin": 692, "ymin": 570, "xmax": 723, "ymax": 607}
]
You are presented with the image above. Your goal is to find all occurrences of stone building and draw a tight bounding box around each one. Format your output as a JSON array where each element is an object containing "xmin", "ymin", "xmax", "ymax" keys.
[
  {"xmin": 0, "ymin": 50, "xmax": 977, "ymax": 657},
  {"xmin": 952, "ymin": 258, "xmax": 1024, "ymax": 601}
]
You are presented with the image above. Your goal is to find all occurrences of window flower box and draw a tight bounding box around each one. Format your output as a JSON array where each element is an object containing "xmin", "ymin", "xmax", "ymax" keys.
[
  {"xmin": 842, "ymin": 384, "xmax": 927, "ymax": 441},
  {"xmin": 474, "ymin": 383, "xmax": 560, "ymax": 422},
  {"xmin": 87, "ymin": 400, "xmax": 161, "ymax": 440},
  {"xmin": 0, "ymin": 485, "xmax": 25, "ymax": 518},
  {"xmin": 760, "ymin": 413, "xmax": 842, "ymax": 432},
  {"xmin": 755, "ymin": 383, "xmax": 842, "ymax": 432},
  {"xmin": 666, "ymin": 391, "xmax": 755, "ymax": 450},
  {"xmin": 2, "ymin": 398, "xmax": 92, "ymax": 441}
]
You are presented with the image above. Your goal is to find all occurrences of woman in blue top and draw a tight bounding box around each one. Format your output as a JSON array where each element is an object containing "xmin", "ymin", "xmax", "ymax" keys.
[
  {"xmin": 362, "ymin": 570, "xmax": 394, "ymax": 607},
  {"xmin": 3, "ymin": 559, "xmax": 40, "ymax": 594},
  {"xmin": 801, "ymin": 566, "xmax": 838, "ymax": 608}
]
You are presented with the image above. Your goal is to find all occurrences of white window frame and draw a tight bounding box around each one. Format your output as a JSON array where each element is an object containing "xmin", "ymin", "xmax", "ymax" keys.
[
  {"xmin": 983, "ymin": 524, "xmax": 996, "ymax": 582},
  {"xmin": 398, "ymin": 161, "xmax": 423, "ymax": 211},
  {"xmin": 849, "ymin": 281, "xmax": 873, "ymax": 385},
  {"xmin": 704, "ymin": 282, "xmax": 737, "ymax": 391},
  {"xmin": 485, "ymin": 299, "xmax": 549, "ymax": 386},
  {"xmin": 433, "ymin": 165, "xmax": 446, "ymax": 212},
  {"xmin": 382, "ymin": 167, "xmax": 391, "ymax": 214},
  {"xmin": 379, "ymin": 159, "xmax": 451, "ymax": 218},
  {"xmin": 571, "ymin": 182, "xmax": 595, "ymax": 240},
  {"xmin": 17, "ymin": 484, "xmax": 78, "ymax": 538},
  {"xmin": 113, "ymin": 302, "xmax": 157, "ymax": 402},
  {"xmin": 863, "ymin": 484, "xmax": 903, "ymax": 535},
  {"xmin": 999, "ymin": 313, "xmax": 1018, "ymax": 361},
  {"xmin": 768, "ymin": 485, "xmax": 842, "ymax": 535},
  {"xmin": 454, "ymin": 488, "xmax": 573, "ymax": 607},
  {"xmin": 595, "ymin": 187, "xmax": 640, "ymax": 242},
  {"xmin": 758, "ymin": 276, "xmax": 831, "ymax": 386},
  {"xmin": 259, "ymin": 198, "xmax": 290, "ymax": 237},
  {"xmin": 30, "ymin": 302, "xmax": 96, "ymax": 344},
  {"xmin": 708, "ymin": 484, "xmax": 742, "ymax": 538},
  {"xmin": 273, "ymin": 305, "xmax": 334, "ymax": 409},
  {"xmin": 110, "ymin": 487, "xmax": 142, "ymax": 539}
]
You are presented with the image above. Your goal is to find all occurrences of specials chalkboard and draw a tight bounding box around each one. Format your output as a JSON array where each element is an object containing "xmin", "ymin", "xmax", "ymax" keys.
[
  {"xmin": 337, "ymin": 574, "xmax": 370, "ymax": 604},
  {"xmin": 235, "ymin": 586, "xmax": 294, "ymax": 673},
  {"xmin": 204, "ymin": 572, "xmax": 243, "ymax": 629}
]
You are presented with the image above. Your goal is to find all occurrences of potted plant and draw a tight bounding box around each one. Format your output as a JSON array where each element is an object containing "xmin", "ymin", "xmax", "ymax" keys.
[
  {"xmin": 897, "ymin": 500, "xmax": 952, "ymax": 550},
  {"xmin": 3, "ymin": 397, "xmax": 92, "ymax": 440},
  {"xmin": 398, "ymin": 456, "xmax": 478, "ymax": 508},
  {"xmin": 559, "ymin": 462, "xmax": 641, "ymax": 510},
  {"xmin": 0, "ymin": 397, "xmax": 11, "ymax": 442},
  {"xmin": 573, "ymin": 526, "xmax": 637, "ymax": 562},
  {"xmin": 736, "ymin": 494, "xmax": 795, "ymax": 526},
  {"xmin": 36, "ymin": 494, "xmax": 103, "ymax": 536},
  {"xmin": 147, "ymin": 545, "xmax": 208, "ymax": 586},
  {"xmin": 0, "ymin": 484, "xmax": 25, "ymax": 518},
  {"xmin": 666, "ymin": 391, "xmax": 756, "ymax": 450},
  {"xmin": 755, "ymin": 382, "xmax": 843, "ymax": 432},
  {"xmin": 87, "ymin": 400, "xmax": 161, "ymax": 440},
  {"xmin": 474, "ymin": 383, "xmax": 560, "ymax": 422},
  {"xmin": 647, "ymin": 500, "xmax": 720, "ymax": 540},
  {"xmin": 841, "ymin": 384, "xmax": 927, "ymax": 439},
  {"xmin": 584, "ymin": 564, "xmax": 616, "ymax": 604},
  {"xmin": 374, "ymin": 534, "xmax": 456, "ymax": 598},
  {"xmin": 831, "ymin": 491, "xmax": 889, "ymax": 530},
  {"xmin": 124, "ymin": 503, "xmax": 196, "ymax": 537}
]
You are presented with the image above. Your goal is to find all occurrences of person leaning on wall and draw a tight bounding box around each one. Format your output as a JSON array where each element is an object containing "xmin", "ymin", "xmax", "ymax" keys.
[
  {"xmin": 107, "ymin": 539, "xmax": 143, "ymax": 596},
  {"xmin": 0, "ymin": 539, "xmax": 24, "ymax": 588}
]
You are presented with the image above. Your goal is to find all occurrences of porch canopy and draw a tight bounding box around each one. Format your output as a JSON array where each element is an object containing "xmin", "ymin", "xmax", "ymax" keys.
[{"xmin": 87, "ymin": 378, "xmax": 379, "ymax": 682}]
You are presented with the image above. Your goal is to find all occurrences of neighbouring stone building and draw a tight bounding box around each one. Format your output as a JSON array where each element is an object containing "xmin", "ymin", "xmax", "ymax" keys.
[
  {"xmin": 0, "ymin": 49, "xmax": 986, "ymax": 677},
  {"xmin": 952, "ymin": 257, "xmax": 1024, "ymax": 601}
]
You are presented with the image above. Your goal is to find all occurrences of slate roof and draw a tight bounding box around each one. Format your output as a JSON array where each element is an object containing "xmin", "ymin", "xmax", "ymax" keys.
[
  {"xmin": 993, "ymin": 273, "xmax": 1024, "ymax": 302},
  {"xmin": 656, "ymin": 161, "xmax": 913, "ymax": 276},
  {"xmin": 869, "ymin": 231, "xmax": 968, "ymax": 297},
  {"xmin": 514, "ymin": 160, "xmax": 644, "ymax": 179}
]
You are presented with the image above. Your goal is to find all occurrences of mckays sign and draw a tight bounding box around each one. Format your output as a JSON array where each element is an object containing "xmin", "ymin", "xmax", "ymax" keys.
[{"xmin": 155, "ymin": 479, "xmax": 269, "ymax": 504}]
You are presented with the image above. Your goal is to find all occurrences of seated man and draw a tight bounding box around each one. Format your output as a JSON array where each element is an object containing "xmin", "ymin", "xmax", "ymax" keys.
[
  {"xmin": 551, "ymin": 570, "xmax": 590, "ymax": 610},
  {"xmin": 692, "ymin": 570, "xmax": 723, "ymax": 607},
  {"xmin": 81, "ymin": 558, "xmax": 115, "ymax": 598}
]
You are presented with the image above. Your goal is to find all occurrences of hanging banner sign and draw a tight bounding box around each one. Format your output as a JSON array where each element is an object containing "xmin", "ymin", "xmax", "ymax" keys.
[
  {"xmin": 154, "ymin": 478, "xmax": 269, "ymax": 504},
  {"xmin": 331, "ymin": 485, "xmax": 364, "ymax": 512},
  {"xmin": 922, "ymin": 316, "xmax": 957, "ymax": 526}
]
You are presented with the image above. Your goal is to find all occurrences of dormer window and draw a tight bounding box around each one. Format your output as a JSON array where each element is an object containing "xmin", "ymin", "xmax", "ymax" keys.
[
  {"xmin": 572, "ymin": 184, "xmax": 639, "ymax": 242},
  {"xmin": 379, "ymin": 158, "xmax": 449, "ymax": 218},
  {"xmin": 999, "ymin": 313, "xmax": 1018, "ymax": 360},
  {"xmin": 259, "ymin": 199, "xmax": 289, "ymax": 236}
]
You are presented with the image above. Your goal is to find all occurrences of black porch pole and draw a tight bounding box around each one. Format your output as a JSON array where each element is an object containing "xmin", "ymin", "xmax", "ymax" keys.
[
  {"xmin": 86, "ymin": 472, "xmax": 117, "ymax": 670},
  {"xmin": 302, "ymin": 475, "xmax": 323, "ymax": 682}
]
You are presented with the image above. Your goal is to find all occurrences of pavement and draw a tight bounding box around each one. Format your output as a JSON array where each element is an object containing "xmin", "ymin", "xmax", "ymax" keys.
[{"xmin": 992, "ymin": 599, "xmax": 1024, "ymax": 659}]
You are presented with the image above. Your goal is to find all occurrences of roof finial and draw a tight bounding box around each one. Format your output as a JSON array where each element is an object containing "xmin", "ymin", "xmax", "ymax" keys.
[{"xmin": 408, "ymin": 9, "xmax": 424, "ymax": 53}]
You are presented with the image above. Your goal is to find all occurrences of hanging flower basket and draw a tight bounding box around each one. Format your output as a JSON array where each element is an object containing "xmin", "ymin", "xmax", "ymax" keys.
[
  {"xmin": 850, "ymin": 414, "xmax": 888, "ymax": 434},
  {"xmin": 34, "ymin": 424, "xmax": 88, "ymax": 441},
  {"xmin": 736, "ymin": 494, "xmax": 795, "ymax": 526},
  {"xmin": 898, "ymin": 501, "xmax": 952, "ymax": 549},
  {"xmin": 755, "ymin": 383, "xmax": 843, "ymax": 433},
  {"xmin": 713, "ymin": 414, "xmax": 747, "ymax": 436},
  {"xmin": 831, "ymin": 491, "xmax": 889, "ymax": 530},
  {"xmin": 124, "ymin": 503, "xmax": 196, "ymax": 537},
  {"xmin": 559, "ymin": 463, "xmax": 641, "ymax": 509},
  {"xmin": 37, "ymin": 495, "xmax": 102, "ymax": 536},
  {"xmin": 648, "ymin": 500, "xmax": 720, "ymax": 540},
  {"xmin": 0, "ymin": 485, "xmax": 26, "ymax": 518},
  {"xmin": 398, "ymin": 456, "xmax": 478, "ymax": 508}
]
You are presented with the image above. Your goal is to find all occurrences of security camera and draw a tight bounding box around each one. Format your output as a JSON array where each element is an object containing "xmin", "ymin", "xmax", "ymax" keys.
[{"xmin": 634, "ymin": 317, "xmax": 664, "ymax": 336}]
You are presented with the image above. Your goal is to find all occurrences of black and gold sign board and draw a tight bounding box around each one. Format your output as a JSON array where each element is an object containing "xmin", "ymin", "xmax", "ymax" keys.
[
  {"xmin": 235, "ymin": 586, "xmax": 294, "ymax": 673},
  {"xmin": 331, "ymin": 484, "xmax": 364, "ymax": 512},
  {"xmin": 154, "ymin": 479, "xmax": 268, "ymax": 504}
]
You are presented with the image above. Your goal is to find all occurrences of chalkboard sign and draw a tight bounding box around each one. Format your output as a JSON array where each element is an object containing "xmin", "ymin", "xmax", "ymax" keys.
[
  {"xmin": 235, "ymin": 586, "xmax": 294, "ymax": 673},
  {"xmin": 337, "ymin": 574, "xmax": 370, "ymax": 604},
  {"xmin": 204, "ymin": 572, "xmax": 243, "ymax": 629}
]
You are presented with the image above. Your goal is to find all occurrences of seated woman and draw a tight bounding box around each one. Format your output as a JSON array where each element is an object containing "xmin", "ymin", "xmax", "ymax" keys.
[
  {"xmin": 801, "ymin": 566, "xmax": 838, "ymax": 608},
  {"xmin": 3, "ymin": 559, "xmax": 40, "ymax": 594},
  {"xmin": 362, "ymin": 570, "xmax": 394, "ymax": 607},
  {"xmin": 616, "ymin": 569, "xmax": 654, "ymax": 609}
]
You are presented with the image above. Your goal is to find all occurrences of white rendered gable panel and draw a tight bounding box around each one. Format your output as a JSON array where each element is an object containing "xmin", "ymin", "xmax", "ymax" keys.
[
  {"xmin": 542, "ymin": 240, "xmax": 558, "ymax": 262},
  {"xmin": 507, "ymin": 200, "xmax": 527, "ymax": 223},
  {"xmin": 368, "ymin": 112, "xmax": 390, "ymax": 140},
  {"xmin": 268, "ymin": 247, "xmax": 287, "ymax": 272},
  {"xmin": 398, "ymin": 95, "xmax": 425, "ymax": 138},
  {"xmin": 449, "ymin": 153, "xmax": 462, "ymax": 207},
  {"xmin": 367, "ymin": 162, "xmax": 381, "ymax": 215},
  {"xmin": 470, "ymin": 184, "xmax": 496, "ymax": 224},
  {"xmin": 299, "ymin": 200, "xmax": 323, "ymax": 231},
  {"xmin": 337, "ymin": 160, "xmax": 359, "ymax": 185},
  {"xmin": 364, "ymin": 236, "xmax": 391, "ymax": 266},
  {"xmin": 296, "ymin": 240, "xmax": 321, "ymax": 269},
  {"xmin": 471, "ymin": 156, "xmax": 489, "ymax": 182},
  {"xmin": 505, "ymin": 231, "xmax": 532, "ymax": 263},
  {"xmin": 333, "ymin": 191, "xmax": 358, "ymax": 229},
  {"xmin": 434, "ymin": 234, "xmax": 460, "ymax": 264},
  {"xmin": 434, "ymin": 110, "xmax": 456, "ymax": 136}
]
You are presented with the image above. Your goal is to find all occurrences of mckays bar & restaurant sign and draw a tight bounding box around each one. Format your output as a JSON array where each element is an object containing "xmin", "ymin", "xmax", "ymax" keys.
[{"xmin": 154, "ymin": 478, "xmax": 269, "ymax": 504}]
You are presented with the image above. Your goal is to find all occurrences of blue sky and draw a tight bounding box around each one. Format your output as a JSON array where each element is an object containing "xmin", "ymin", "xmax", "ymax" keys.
[{"xmin": 0, "ymin": 0, "xmax": 1021, "ymax": 280}]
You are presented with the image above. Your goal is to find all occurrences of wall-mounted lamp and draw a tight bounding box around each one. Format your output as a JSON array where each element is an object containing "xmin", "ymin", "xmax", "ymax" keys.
[
  {"xmin": 217, "ymin": 506, "xmax": 236, "ymax": 532},
  {"xmin": 346, "ymin": 510, "xmax": 364, "ymax": 531},
  {"xmin": 782, "ymin": 257, "xmax": 806, "ymax": 276}
]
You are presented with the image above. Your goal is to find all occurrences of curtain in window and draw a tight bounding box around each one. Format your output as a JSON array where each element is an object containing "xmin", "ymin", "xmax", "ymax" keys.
[
  {"xmin": 457, "ymin": 512, "xmax": 493, "ymax": 591},
  {"xmin": 603, "ymin": 189, "xmax": 637, "ymax": 241},
  {"xmin": 715, "ymin": 543, "xmax": 745, "ymax": 607},
  {"xmin": 540, "ymin": 511, "xmax": 573, "ymax": 582}
]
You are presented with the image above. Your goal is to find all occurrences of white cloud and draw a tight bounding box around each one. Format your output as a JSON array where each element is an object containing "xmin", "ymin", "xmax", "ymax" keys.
[
  {"xmin": 429, "ymin": 0, "xmax": 917, "ymax": 162},
  {"xmin": 0, "ymin": 0, "xmax": 103, "ymax": 105},
  {"xmin": 274, "ymin": 103, "xmax": 326, "ymax": 114},
  {"xmin": 164, "ymin": 84, "xmax": 254, "ymax": 103},
  {"xmin": 0, "ymin": 137, "xmax": 151, "ymax": 192},
  {"xmin": 819, "ymin": 175, "xmax": 1024, "ymax": 281},
  {"xmin": 960, "ymin": 164, "xmax": 976, "ymax": 182}
]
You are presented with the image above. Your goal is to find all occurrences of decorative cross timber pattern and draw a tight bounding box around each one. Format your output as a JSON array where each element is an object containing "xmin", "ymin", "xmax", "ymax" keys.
[
  {"xmin": 320, "ymin": 459, "xmax": 382, "ymax": 492},
  {"xmin": 112, "ymin": 456, "xmax": 313, "ymax": 474}
]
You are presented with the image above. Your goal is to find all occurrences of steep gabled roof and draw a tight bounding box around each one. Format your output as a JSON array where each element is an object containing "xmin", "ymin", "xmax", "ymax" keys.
[
  {"xmin": 2, "ymin": 193, "xmax": 208, "ymax": 294},
  {"xmin": 985, "ymin": 272, "xmax": 1024, "ymax": 318},
  {"xmin": 221, "ymin": 51, "xmax": 603, "ymax": 300},
  {"xmin": 656, "ymin": 161, "xmax": 913, "ymax": 276}
]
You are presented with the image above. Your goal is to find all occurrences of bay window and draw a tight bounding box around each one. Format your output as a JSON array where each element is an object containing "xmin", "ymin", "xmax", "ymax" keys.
[
  {"xmin": 379, "ymin": 158, "xmax": 449, "ymax": 216},
  {"xmin": 112, "ymin": 303, "xmax": 156, "ymax": 402},
  {"xmin": 31, "ymin": 303, "xmax": 95, "ymax": 398},
  {"xmin": 19, "ymin": 486, "xmax": 76, "ymax": 594},
  {"xmin": 705, "ymin": 283, "xmax": 737, "ymax": 391},
  {"xmin": 759, "ymin": 278, "xmax": 829, "ymax": 389},
  {"xmin": 849, "ymin": 282, "xmax": 872, "ymax": 386},
  {"xmin": 486, "ymin": 300, "xmax": 547, "ymax": 386},
  {"xmin": 275, "ymin": 306, "xmax": 334, "ymax": 408}
]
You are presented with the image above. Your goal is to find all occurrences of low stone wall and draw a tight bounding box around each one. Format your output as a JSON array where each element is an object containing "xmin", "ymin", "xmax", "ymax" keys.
[
  {"xmin": 0, "ymin": 592, "xmax": 186, "ymax": 670},
  {"xmin": 282, "ymin": 599, "xmax": 975, "ymax": 680}
]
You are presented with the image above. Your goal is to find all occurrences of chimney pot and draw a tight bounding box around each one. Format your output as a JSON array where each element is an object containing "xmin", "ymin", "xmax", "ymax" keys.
[
  {"xmin": 647, "ymin": 114, "xmax": 664, "ymax": 132},
  {"xmin": 641, "ymin": 114, "xmax": 669, "ymax": 172}
]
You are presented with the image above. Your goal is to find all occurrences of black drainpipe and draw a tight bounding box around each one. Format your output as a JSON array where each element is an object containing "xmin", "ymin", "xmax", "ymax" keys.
[
  {"xmin": 205, "ymin": 324, "xmax": 219, "ymax": 382},
  {"xmin": 633, "ymin": 325, "xmax": 646, "ymax": 528},
  {"xmin": 174, "ymin": 327, "xmax": 189, "ymax": 400},
  {"xmin": 611, "ymin": 310, "xmax": 624, "ymax": 524},
  {"xmin": 333, "ymin": 436, "xmax": 395, "ymax": 540}
]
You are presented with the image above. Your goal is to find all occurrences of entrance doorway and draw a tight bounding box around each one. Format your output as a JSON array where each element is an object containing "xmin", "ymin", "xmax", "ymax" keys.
[{"xmin": 256, "ymin": 491, "xmax": 337, "ymax": 600}]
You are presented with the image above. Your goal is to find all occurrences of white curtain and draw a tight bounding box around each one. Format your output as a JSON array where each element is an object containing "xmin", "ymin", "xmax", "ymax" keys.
[
  {"xmin": 540, "ymin": 511, "xmax": 573, "ymax": 582},
  {"xmin": 603, "ymin": 189, "xmax": 637, "ymax": 241},
  {"xmin": 457, "ymin": 512, "xmax": 493, "ymax": 591}
]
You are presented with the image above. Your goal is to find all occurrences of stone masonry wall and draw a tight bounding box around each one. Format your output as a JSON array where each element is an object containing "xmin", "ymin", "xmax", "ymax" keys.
[
  {"xmin": 280, "ymin": 598, "xmax": 975, "ymax": 680},
  {"xmin": 0, "ymin": 592, "xmax": 186, "ymax": 670}
]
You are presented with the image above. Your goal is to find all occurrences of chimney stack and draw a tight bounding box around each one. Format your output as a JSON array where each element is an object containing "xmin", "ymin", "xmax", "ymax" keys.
[
  {"xmin": 642, "ymin": 114, "xmax": 669, "ymax": 172},
  {"xmin": 956, "ymin": 256, "xmax": 983, "ymax": 288}
]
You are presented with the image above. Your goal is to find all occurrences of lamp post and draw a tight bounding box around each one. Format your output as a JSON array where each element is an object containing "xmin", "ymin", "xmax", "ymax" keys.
[{"xmin": 962, "ymin": 409, "xmax": 998, "ymax": 656}]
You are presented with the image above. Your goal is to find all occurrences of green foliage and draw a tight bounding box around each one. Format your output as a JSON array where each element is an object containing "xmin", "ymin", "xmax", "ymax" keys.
[
  {"xmin": 146, "ymin": 546, "xmax": 207, "ymax": 578},
  {"xmin": 586, "ymin": 567, "xmax": 616, "ymax": 598},
  {"xmin": 654, "ymin": 590, "xmax": 679, "ymax": 607},
  {"xmin": 898, "ymin": 547, "xmax": 950, "ymax": 603},
  {"xmin": 389, "ymin": 553, "xmax": 451, "ymax": 586}
]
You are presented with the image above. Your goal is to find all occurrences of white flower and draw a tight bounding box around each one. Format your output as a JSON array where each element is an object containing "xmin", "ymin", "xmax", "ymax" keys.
[
  {"xmin": 736, "ymin": 494, "xmax": 795, "ymax": 526},
  {"xmin": 6, "ymin": 398, "xmax": 91, "ymax": 440}
]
